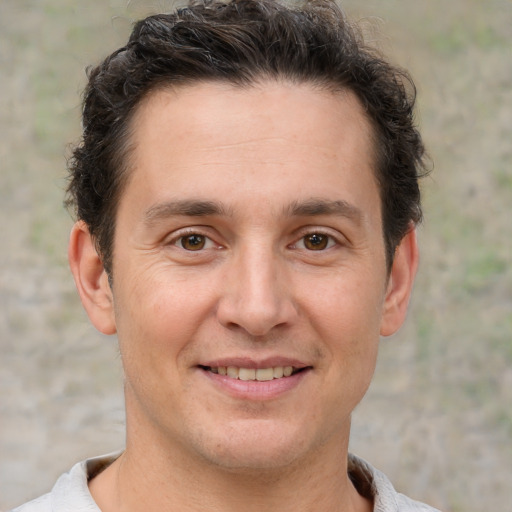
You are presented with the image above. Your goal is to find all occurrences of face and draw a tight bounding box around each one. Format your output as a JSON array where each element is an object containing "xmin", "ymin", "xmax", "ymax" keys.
[{"xmin": 76, "ymin": 81, "xmax": 416, "ymax": 472}]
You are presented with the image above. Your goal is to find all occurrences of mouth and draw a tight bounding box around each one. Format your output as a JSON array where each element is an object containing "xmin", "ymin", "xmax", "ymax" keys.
[{"xmin": 198, "ymin": 365, "xmax": 308, "ymax": 382}]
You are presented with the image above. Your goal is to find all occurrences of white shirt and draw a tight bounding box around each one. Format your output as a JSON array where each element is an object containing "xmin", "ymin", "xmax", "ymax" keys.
[{"xmin": 10, "ymin": 453, "xmax": 441, "ymax": 512}]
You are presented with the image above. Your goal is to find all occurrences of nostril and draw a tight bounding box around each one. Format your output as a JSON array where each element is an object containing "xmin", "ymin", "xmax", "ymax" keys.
[{"xmin": 215, "ymin": 270, "xmax": 299, "ymax": 336}]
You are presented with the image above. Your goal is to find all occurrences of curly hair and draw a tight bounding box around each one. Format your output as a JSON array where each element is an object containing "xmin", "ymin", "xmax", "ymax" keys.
[{"xmin": 66, "ymin": 0, "xmax": 427, "ymax": 276}]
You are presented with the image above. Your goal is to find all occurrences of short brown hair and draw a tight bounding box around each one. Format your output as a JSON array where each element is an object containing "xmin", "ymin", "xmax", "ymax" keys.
[{"xmin": 66, "ymin": 0, "xmax": 427, "ymax": 276}]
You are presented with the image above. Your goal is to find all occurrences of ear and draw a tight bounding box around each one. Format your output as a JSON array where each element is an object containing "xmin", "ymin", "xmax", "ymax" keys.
[
  {"xmin": 380, "ymin": 227, "xmax": 419, "ymax": 337},
  {"xmin": 68, "ymin": 221, "xmax": 117, "ymax": 335}
]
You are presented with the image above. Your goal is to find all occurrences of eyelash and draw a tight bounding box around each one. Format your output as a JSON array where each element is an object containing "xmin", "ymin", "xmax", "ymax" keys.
[
  {"xmin": 291, "ymin": 230, "xmax": 339, "ymax": 251},
  {"xmin": 170, "ymin": 229, "xmax": 219, "ymax": 251},
  {"xmin": 168, "ymin": 228, "xmax": 340, "ymax": 253}
]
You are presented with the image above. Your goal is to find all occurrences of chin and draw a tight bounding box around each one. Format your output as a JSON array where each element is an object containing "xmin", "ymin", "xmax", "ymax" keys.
[
  {"xmin": 190, "ymin": 420, "xmax": 317, "ymax": 472},
  {"xmin": 202, "ymin": 447, "xmax": 302, "ymax": 474}
]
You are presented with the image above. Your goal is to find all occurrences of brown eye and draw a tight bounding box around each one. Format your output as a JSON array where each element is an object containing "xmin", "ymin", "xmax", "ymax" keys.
[
  {"xmin": 180, "ymin": 234, "xmax": 206, "ymax": 251},
  {"xmin": 303, "ymin": 233, "xmax": 329, "ymax": 250}
]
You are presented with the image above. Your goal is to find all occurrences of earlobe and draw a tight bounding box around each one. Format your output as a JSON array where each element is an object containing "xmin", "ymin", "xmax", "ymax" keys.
[
  {"xmin": 68, "ymin": 221, "xmax": 117, "ymax": 335},
  {"xmin": 380, "ymin": 226, "xmax": 419, "ymax": 337}
]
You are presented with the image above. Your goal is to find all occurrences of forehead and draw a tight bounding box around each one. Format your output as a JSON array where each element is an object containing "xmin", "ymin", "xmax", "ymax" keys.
[
  {"xmin": 131, "ymin": 80, "xmax": 376, "ymax": 161},
  {"xmin": 122, "ymin": 81, "xmax": 380, "ymax": 220}
]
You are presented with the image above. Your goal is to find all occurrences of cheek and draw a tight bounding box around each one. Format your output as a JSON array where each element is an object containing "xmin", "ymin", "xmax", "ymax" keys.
[
  {"xmin": 113, "ymin": 266, "xmax": 217, "ymax": 362},
  {"xmin": 305, "ymin": 267, "xmax": 386, "ymax": 333},
  {"xmin": 304, "ymin": 268, "xmax": 384, "ymax": 383}
]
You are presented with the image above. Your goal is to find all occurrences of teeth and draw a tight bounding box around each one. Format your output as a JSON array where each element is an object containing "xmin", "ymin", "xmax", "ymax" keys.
[
  {"xmin": 273, "ymin": 366, "xmax": 284, "ymax": 379},
  {"xmin": 227, "ymin": 366, "xmax": 238, "ymax": 379},
  {"xmin": 239, "ymin": 368, "xmax": 256, "ymax": 381},
  {"xmin": 207, "ymin": 365, "xmax": 297, "ymax": 381},
  {"xmin": 255, "ymin": 368, "xmax": 274, "ymax": 381}
]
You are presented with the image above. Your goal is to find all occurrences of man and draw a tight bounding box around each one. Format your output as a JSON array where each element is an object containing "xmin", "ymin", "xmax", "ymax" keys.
[{"xmin": 13, "ymin": 1, "xmax": 439, "ymax": 511}]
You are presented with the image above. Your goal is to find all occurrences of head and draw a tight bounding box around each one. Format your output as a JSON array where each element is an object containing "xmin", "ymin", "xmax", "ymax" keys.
[
  {"xmin": 67, "ymin": 0, "xmax": 425, "ymax": 478},
  {"xmin": 66, "ymin": 0, "xmax": 426, "ymax": 279}
]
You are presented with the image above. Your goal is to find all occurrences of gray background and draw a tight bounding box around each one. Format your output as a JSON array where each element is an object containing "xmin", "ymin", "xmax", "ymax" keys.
[{"xmin": 1, "ymin": 1, "xmax": 511, "ymax": 510}]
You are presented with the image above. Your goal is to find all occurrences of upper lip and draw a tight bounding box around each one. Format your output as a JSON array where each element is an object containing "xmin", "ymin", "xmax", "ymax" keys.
[{"xmin": 198, "ymin": 357, "xmax": 310, "ymax": 369}]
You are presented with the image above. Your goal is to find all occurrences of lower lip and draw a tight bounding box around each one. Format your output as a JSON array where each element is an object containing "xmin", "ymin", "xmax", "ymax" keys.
[{"xmin": 199, "ymin": 368, "xmax": 310, "ymax": 401}]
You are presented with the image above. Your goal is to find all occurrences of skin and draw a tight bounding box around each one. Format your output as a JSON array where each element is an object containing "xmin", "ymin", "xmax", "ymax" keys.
[{"xmin": 69, "ymin": 81, "xmax": 418, "ymax": 512}]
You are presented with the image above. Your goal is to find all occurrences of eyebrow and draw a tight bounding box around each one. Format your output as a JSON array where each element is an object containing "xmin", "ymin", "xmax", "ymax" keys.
[
  {"xmin": 286, "ymin": 198, "xmax": 364, "ymax": 224},
  {"xmin": 143, "ymin": 197, "xmax": 363, "ymax": 226},
  {"xmin": 143, "ymin": 199, "xmax": 231, "ymax": 226}
]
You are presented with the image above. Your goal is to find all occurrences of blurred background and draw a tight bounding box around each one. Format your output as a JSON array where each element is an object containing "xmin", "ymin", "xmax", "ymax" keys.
[{"xmin": 0, "ymin": 1, "xmax": 511, "ymax": 510}]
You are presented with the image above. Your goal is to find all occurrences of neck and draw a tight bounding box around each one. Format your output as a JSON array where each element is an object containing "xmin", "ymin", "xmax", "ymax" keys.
[{"xmin": 89, "ymin": 429, "xmax": 372, "ymax": 512}]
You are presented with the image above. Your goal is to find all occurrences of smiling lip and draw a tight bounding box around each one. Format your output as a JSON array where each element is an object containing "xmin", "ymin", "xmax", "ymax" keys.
[{"xmin": 197, "ymin": 357, "xmax": 312, "ymax": 400}]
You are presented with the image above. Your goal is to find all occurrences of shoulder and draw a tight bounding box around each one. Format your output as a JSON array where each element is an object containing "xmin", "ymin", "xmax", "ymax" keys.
[
  {"xmin": 394, "ymin": 493, "xmax": 442, "ymax": 512},
  {"xmin": 10, "ymin": 493, "xmax": 52, "ymax": 512},
  {"xmin": 348, "ymin": 453, "xmax": 442, "ymax": 512},
  {"xmin": 9, "ymin": 452, "xmax": 121, "ymax": 512}
]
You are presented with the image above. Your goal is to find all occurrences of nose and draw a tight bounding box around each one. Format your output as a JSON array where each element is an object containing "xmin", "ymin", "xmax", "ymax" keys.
[{"xmin": 216, "ymin": 246, "xmax": 298, "ymax": 337}]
